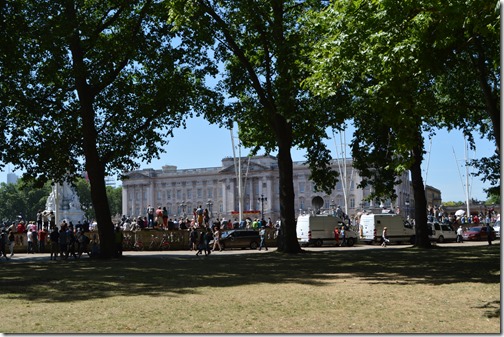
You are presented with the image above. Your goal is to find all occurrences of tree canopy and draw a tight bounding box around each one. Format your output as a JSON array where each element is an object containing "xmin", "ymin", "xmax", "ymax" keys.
[
  {"xmin": 302, "ymin": 0, "xmax": 500, "ymax": 246},
  {"xmin": 0, "ymin": 0, "xmax": 218, "ymax": 257},
  {"xmin": 167, "ymin": 0, "xmax": 352, "ymax": 253}
]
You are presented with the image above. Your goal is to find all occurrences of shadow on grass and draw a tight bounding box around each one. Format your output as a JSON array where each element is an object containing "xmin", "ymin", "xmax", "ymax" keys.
[{"xmin": 1, "ymin": 244, "xmax": 500, "ymax": 304}]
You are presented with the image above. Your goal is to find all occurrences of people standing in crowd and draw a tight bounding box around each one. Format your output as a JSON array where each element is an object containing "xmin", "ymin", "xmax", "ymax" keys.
[
  {"xmin": 8, "ymin": 229, "xmax": 15, "ymax": 257},
  {"xmin": 381, "ymin": 227, "xmax": 390, "ymax": 247},
  {"xmin": 155, "ymin": 206, "xmax": 163, "ymax": 228},
  {"xmin": 59, "ymin": 226, "xmax": 68, "ymax": 259},
  {"xmin": 31, "ymin": 228, "xmax": 38, "ymax": 253},
  {"xmin": 147, "ymin": 205, "xmax": 154, "ymax": 228},
  {"xmin": 78, "ymin": 230, "xmax": 90, "ymax": 258},
  {"xmin": 36, "ymin": 210, "xmax": 43, "ymax": 231},
  {"xmin": 0, "ymin": 232, "xmax": 9, "ymax": 260},
  {"xmin": 42, "ymin": 211, "xmax": 49, "ymax": 230},
  {"xmin": 27, "ymin": 228, "xmax": 35, "ymax": 254},
  {"xmin": 203, "ymin": 208, "xmax": 210, "ymax": 227},
  {"xmin": 162, "ymin": 207, "xmax": 169, "ymax": 229},
  {"xmin": 115, "ymin": 226, "xmax": 124, "ymax": 257},
  {"xmin": 38, "ymin": 226, "xmax": 48, "ymax": 253},
  {"xmin": 189, "ymin": 227, "xmax": 198, "ymax": 251},
  {"xmin": 67, "ymin": 227, "xmax": 78, "ymax": 259},
  {"xmin": 252, "ymin": 219, "xmax": 259, "ymax": 230},
  {"xmin": 456, "ymin": 225, "xmax": 464, "ymax": 243},
  {"xmin": 17, "ymin": 221, "xmax": 26, "ymax": 234},
  {"xmin": 136, "ymin": 216, "xmax": 144, "ymax": 230},
  {"xmin": 49, "ymin": 226, "xmax": 59, "ymax": 260},
  {"xmin": 49, "ymin": 211, "xmax": 55, "ymax": 230},
  {"xmin": 196, "ymin": 205, "xmax": 204, "ymax": 227},
  {"xmin": 258, "ymin": 226, "xmax": 268, "ymax": 251}
]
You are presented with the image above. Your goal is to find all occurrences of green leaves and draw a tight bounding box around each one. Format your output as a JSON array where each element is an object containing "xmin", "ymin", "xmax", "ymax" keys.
[{"xmin": 303, "ymin": 0, "xmax": 499, "ymax": 201}]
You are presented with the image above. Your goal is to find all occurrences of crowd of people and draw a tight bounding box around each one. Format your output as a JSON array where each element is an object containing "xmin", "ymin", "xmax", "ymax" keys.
[
  {"xmin": 0, "ymin": 216, "xmax": 94, "ymax": 260},
  {"xmin": 116, "ymin": 205, "xmax": 279, "ymax": 233}
]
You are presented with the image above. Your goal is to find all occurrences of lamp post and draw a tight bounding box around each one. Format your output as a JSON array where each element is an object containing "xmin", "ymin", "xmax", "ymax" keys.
[
  {"xmin": 258, "ymin": 194, "xmax": 267, "ymax": 221},
  {"xmin": 206, "ymin": 199, "xmax": 213, "ymax": 221},
  {"xmin": 178, "ymin": 201, "xmax": 186, "ymax": 218}
]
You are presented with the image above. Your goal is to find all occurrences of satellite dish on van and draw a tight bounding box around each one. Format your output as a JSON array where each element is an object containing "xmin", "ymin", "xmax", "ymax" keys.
[{"xmin": 311, "ymin": 196, "xmax": 324, "ymax": 213}]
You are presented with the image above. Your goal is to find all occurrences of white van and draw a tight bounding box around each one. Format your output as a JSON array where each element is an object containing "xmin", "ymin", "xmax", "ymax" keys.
[
  {"xmin": 359, "ymin": 213, "xmax": 415, "ymax": 245},
  {"xmin": 428, "ymin": 222, "xmax": 457, "ymax": 243},
  {"xmin": 296, "ymin": 214, "xmax": 358, "ymax": 247}
]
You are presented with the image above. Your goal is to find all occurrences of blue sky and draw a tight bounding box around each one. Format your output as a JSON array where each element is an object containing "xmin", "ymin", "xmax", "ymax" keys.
[{"xmin": 0, "ymin": 115, "xmax": 495, "ymax": 203}]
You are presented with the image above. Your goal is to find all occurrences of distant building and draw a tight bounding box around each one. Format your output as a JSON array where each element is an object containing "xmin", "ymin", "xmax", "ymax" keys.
[
  {"xmin": 6, "ymin": 172, "xmax": 18, "ymax": 185},
  {"xmin": 105, "ymin": 176, "xmax": 117, "ymax": 188},
  {"xmin": 121, "ymin": 155, "xmax": 412, "ymax": 223}
]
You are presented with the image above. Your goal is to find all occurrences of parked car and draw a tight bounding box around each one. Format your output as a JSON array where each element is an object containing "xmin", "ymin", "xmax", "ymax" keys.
[
  {"xmin": 213, "ymin": 229, "xmax": 261, "ymax": 250},
  {"xmin": 428, "ymin": 222, "xmax": 457, "ymax": 243},
  {"xmin": 493, "ymin": 220, "xmax": 500, "ymax": 238},
  {"xmin": 462, "ymin": 226, "xmax": 496, "ymax": 241}
]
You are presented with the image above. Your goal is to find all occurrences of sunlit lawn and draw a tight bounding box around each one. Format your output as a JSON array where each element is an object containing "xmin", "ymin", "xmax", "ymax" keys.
[{"xmin": 0, "ymin": 244, "xmax": 500, "ymax": 333}]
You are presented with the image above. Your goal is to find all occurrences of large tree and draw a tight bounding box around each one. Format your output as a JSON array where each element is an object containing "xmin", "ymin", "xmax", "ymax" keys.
[
  {"xmin": 167, "ymin": 0, "xmax": 350, "ymax": 253},
  {"xmin": 303, "ymin": 0, "xmax": 499, "ymax": 247},
  {"xmin": 0, "ymin": 1, "xmax": 216, "ymax": 257},
  {"xmin": 0, "ymin": 181, "xmax": 51, "ymax": 224}
]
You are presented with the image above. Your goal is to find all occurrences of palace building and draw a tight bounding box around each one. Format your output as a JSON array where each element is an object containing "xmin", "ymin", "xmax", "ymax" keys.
[{"xmin": 121, "ymin": 155, "xmax": 413, "ymax": 222}]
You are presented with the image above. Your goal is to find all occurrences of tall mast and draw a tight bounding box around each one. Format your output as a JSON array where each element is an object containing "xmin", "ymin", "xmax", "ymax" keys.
[
  {"xmin": 464, "ymin": 138, "xmax": 471, "ymax": 216},
  {"xmin": 230, "ymin": 124, "xmax": 243, "ymax": 222}
]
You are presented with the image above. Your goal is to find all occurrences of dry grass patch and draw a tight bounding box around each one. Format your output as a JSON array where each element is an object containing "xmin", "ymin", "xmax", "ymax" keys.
[{"xmin": 0, "ymin": 244, "xmax": 500, "ymax": 333}]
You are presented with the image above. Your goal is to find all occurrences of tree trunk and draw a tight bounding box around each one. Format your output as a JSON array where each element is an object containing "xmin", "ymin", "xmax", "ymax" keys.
[
  {"xmin": 66, "ymin": 2, "xmax": 115, "ymax": 258},
  {"xmin": 410, "ymin": 133, "xmax": 431, "ymax": 248},
  {"xmin": 275, "ymin": 114, "xmax": 301, "ymax": 254},
  {"xmin": 85, "ymin": 158, "xmax": 115, "ymax": 258}
]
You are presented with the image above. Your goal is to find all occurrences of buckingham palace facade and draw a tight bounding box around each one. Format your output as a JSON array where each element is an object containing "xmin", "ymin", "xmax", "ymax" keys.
[{"xmin": 121, "ymin": 155, "xmax": 412, "ymax": 222}]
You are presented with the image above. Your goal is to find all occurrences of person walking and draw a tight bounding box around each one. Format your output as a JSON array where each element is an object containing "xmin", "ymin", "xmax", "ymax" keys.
[
  {"xmin": 195, "ymin": 230, "xmax": 205, "ymax": 256},
  {"xmin": 212, "ymin": 226, "xmax": 223, "ymax": 252},
  {"xmin": 258, "ymin": 227, "xmax": 268, "ymax": 251},
  {"xmin": 456, "ymin": 225, "xmax": 464, "ymax": 243},
  {"xmin": 486, "ymin": 222, "xmax": 493, "ymax": 245},
  {"xmin": 381, "ymin": 227, "xmax": 390, "ymax": 247},
  {"xmin": 334, "ymin": 226, "xmax": 340, "ymax": 246},
  {"xmin": 204, "ymin": 227, "xmax": 213, "ymax": 255},
  {"xmin": 340, "ymin": 226, "xmax": 346, "ymax": 247}
]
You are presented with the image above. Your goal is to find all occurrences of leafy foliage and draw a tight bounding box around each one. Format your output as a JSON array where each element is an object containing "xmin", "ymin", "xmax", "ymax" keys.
[
  {"xmin": 303, "ymin": 0, "xmax": 499, "ymax": 246},
  {"xmin": 0, "ymin": 180, "xmax": 51, "ymax": 224},
  {"xmin": 0, "ymin": 0, "xmax": 218, "ymax": 257},
  {"xmin": 167, "ymin": 0, "xmax": 348, "ymax": 253}
]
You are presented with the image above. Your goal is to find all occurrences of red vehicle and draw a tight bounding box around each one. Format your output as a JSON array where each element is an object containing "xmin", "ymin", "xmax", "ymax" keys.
[{"xmin": 462, "ymin": 226, "xmax": 496, "ymax": 241}]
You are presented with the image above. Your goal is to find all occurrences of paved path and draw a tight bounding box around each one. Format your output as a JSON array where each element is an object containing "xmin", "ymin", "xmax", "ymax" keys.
[{"xmin": 2, "ymin": 239, "xmax": 498, "ymax": 263}]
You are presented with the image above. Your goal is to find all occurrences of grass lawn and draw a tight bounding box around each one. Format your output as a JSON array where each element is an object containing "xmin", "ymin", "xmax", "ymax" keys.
[{"xmin": 0, "ymin": 243, "xmax": 500, "ymax": 333}]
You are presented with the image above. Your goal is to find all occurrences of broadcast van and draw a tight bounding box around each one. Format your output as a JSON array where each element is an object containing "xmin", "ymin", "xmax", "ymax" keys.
[
  {"xmin": 296, "ymin": 213, "xmax": 358, "ymax": 247},
  {"xmin": 359, "ymin": 213, "xmax": 415, "ymax": 245}
]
